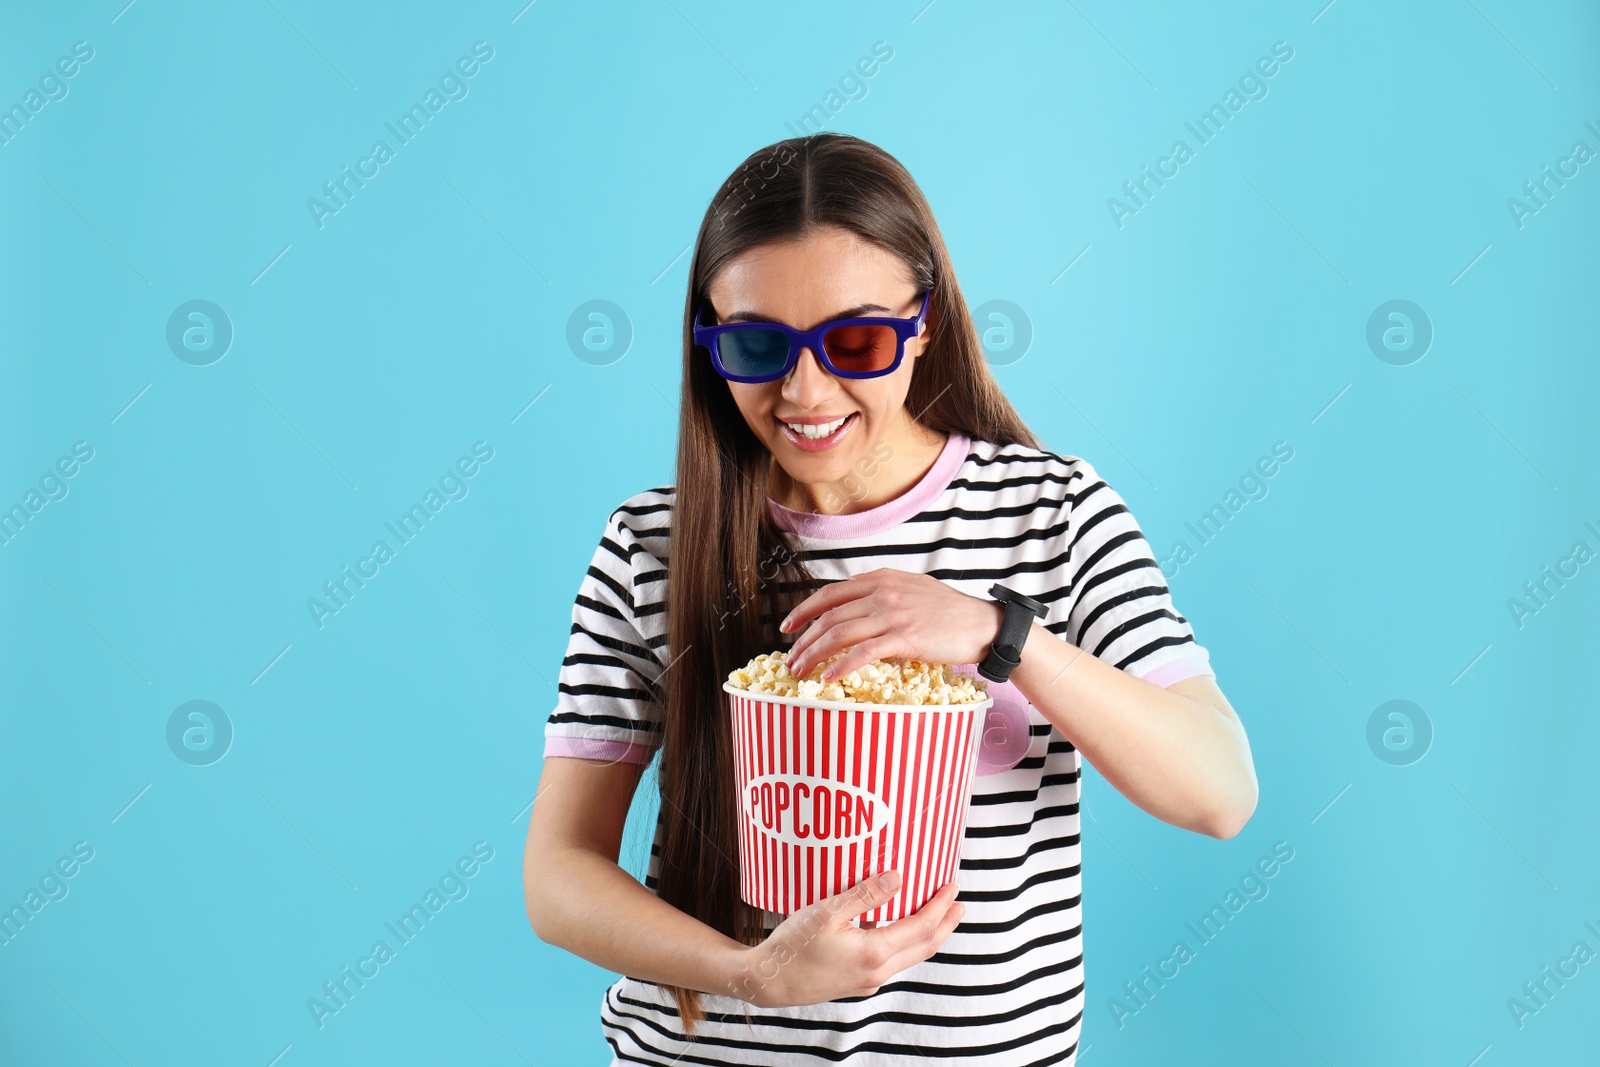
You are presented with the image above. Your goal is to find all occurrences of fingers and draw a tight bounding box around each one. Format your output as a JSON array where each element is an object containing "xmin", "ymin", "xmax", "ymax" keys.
[
  {"xmin": 811, "ymin": 629, "xmax": 894, "ymax": 682},
  {"xmin": 791, "ymin": 617, "xmax": 889, "ymax": 680},
  {"xmin": 787, "ymin": 601, "xmax": 876, "ymax": 672},
  {"xmin": 780, "ymin": 573, "xmax": 877, "ymax": 634}
]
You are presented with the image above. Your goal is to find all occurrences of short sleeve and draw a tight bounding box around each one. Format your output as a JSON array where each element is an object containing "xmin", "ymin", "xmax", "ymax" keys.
[
  {"xmin": 1059, "ymin": 459, "xmax": 1215, "ymax": 688},
  {"xmin": 542, "ymin": 505, "xmax": 667, "ymax": 765}
]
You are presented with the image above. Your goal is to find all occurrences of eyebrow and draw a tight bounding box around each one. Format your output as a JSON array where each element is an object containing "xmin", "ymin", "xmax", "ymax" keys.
[{"xmin": 722, "ymin": 302, "xmax": 894, "ymax": 327}]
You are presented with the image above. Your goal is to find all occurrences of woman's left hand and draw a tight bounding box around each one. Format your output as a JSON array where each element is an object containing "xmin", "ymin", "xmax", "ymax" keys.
[{"xmin": 779, "ymin": 568, "xmax": 1004, "ymax": 682}]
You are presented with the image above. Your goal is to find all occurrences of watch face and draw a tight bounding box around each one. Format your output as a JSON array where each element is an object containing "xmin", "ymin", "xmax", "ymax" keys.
[{"xmin": 994, "ymin": 585, "xmax": 1045, "ymax": 616}]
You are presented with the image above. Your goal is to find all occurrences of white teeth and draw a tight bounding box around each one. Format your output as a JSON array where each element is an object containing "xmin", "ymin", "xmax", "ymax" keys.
[{"xmin": 785, "ymin": 415, "xmax": 850, "ymax": 439}]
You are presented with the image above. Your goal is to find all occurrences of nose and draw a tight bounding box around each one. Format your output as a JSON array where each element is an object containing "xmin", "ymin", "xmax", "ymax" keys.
[{"xmin": 780, "ymin": 345, "xmax": 837, "ymax": 407}]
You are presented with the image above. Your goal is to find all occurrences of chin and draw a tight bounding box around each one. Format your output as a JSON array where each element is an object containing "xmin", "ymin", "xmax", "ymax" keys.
[{"xmin": 773, "ymin": 445, "xmax": 852, "ymax": 474}]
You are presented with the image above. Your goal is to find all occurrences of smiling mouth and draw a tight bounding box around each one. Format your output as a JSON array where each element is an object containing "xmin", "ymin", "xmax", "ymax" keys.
[{"xmin": 778, "ymin": 414, "xmax": 856, "ymax": 439}]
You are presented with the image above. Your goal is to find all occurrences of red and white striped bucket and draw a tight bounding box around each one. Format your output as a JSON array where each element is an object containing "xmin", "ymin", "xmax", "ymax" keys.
[{"xmin": 724, "ymin": 681, "xmax": 992, "ymax": 924}]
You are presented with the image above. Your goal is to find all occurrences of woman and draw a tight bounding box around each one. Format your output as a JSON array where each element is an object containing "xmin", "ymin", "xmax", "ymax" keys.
[{"xmin": 525, "ymin": 132, "xmax": 1258, "ymax": 1065}]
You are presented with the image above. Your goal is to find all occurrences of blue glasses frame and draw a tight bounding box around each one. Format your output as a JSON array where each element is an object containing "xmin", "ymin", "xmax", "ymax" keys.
[{"xmin": 693, "ymin": 289, "xmax": 934, "ymax": 384}]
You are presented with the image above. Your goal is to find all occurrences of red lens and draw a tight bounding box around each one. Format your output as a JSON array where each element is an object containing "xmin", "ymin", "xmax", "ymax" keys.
[{"xmin": 821, "ymin": 324, "xmax": 898, "ymax": 373}]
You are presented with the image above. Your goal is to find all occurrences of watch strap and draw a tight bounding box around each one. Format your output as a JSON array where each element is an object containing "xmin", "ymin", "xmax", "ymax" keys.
[{"xmin": 978, "ymin": 584, "xmax": 1047, "ymax": 682}]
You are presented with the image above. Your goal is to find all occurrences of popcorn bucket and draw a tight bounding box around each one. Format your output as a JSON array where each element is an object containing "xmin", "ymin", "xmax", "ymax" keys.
[{"xmin": 724, "ymin": 681, "xmax": 993, "ymax": 923}]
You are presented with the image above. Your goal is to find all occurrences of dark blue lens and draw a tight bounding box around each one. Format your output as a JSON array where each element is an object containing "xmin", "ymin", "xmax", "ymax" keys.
[{"xmin": 717, "ymin": 329, "xmax": 790, "ymax": 379}]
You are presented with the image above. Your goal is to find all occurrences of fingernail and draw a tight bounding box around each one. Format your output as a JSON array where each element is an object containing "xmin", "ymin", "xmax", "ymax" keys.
[{"xmin": 878, "ymin": 871, "xmax": 900, "ymax": 891}]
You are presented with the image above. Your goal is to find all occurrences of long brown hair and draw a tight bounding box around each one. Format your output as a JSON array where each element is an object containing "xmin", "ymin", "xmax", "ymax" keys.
[{"xmin": 658, "ymin": 131, "xmax": 1042, "ymax": 1035}]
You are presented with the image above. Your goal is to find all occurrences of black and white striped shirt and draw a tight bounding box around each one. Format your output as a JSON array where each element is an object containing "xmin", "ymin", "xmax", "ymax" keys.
[{"xmin": 544, "ymin": 431, "xmax": 1213, "ymax": 1065}]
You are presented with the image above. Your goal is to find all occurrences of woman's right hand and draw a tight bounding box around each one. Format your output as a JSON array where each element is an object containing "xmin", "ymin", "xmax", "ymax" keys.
[{"xmin": 727, "ymin": 871, "xmax": 966, "ymax": 1008}]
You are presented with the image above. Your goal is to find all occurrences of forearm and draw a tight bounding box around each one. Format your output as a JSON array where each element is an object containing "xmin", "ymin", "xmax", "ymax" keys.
[
  {"xmin": 527, "ymin": 845, "xmax": 749, "ymax": 997},
  {"xmin": 1008, "ymin": 622, "xmax": 1256, "ymax": 837}
]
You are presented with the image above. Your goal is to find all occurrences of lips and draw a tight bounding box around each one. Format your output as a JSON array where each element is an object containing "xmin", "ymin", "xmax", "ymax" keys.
[{"xmin": 777, "ymin": 412, "xmax": 859, "ymax": 452}]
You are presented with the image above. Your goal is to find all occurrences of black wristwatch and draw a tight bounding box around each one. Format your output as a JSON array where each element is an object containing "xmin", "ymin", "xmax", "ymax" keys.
[{"xmin": 978, "ymin": 583, "xmax": 1048, "ymax": 682}]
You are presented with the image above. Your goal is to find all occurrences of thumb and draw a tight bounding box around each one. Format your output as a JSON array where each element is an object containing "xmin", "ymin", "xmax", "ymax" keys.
[{"xmin": 840, "ymin": 870, "xmax": 901, "ymax": 919}]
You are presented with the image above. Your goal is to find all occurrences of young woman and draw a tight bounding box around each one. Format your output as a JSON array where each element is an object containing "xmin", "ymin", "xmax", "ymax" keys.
[{"xmin": 524, "ymin": 132, "xmax": 1258, "ymax": 1065}]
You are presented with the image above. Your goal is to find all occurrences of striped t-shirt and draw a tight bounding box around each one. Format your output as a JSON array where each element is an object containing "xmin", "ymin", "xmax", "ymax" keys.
[{"xmin": 543, "ymin": 430, "xmax": 1214, "ymax": 1065}]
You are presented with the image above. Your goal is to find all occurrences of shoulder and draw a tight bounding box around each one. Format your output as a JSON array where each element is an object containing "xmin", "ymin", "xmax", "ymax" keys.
[
  {"xmin": 608, "ymin": 484, "xmax": 674, "ymax": 530},
  {"xmin": 959, "ymin": 437, "xmax": 1110, "ymax": 498},
  {"xmin": 600, "ymin": 485, "xmax": 675, "ymax": 558},
  {"xmin": 957, "ymin": 439, "xmax": 1140, "ymax": 543}
]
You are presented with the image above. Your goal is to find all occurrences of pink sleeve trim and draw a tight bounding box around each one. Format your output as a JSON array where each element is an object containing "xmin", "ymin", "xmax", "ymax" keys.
[
  {"xmin": 1131, "ymin": 651, "xmax": 1215, "ymax": 689},
  {"xmin": 543, "ymin": 735, "xmax": 657, "ymax": 765}
]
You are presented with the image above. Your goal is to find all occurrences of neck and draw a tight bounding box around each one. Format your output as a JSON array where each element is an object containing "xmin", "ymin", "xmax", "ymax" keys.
[{"xmin": 769, "ymin": 413, "xmax": 948, "ymax": 515}]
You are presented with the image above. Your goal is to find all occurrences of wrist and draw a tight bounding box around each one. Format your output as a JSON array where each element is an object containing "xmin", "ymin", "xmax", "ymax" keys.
[
  {"xmin": 1008, "ymin": 621, "xmax": 1079, "ymax": 704},
  {"xmin": 980, "ymin": 599, "xmax": 1004, "ymax": 657},
  {"xmin": 1015, "ymin": 621, "xmax": 1055, "ymax": 671},
  {"xmin": 722, "ymin": 940, "xmax": 777, "ymax": 1006},
  {"xmin": 978, "ymin": 585, "xmax": 1047, "ymax": 682}
]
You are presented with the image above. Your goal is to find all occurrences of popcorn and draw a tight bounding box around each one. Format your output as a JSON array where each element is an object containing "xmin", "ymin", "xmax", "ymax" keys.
[{"xmin": 727, "ymin": 649, "xmax": 988, "ymax": 705}]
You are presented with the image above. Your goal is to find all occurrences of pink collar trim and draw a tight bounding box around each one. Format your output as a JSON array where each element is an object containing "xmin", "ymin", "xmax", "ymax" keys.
[{"xmin": 767, "ymin": 431, "xmax": 972, "ymax": 540}]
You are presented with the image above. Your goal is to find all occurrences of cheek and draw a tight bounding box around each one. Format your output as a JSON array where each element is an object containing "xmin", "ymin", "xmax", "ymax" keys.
[
  {"xmin": 727, "ymin": 384, "xmax": 774, "ymax": 430},
  {"xmin": 866, "ymin": 371, "xmax": 912, "ymax": 420}
]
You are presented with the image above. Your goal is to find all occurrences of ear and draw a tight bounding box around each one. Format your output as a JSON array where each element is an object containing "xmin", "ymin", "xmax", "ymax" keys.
[{"xmin": 910, "ymin": 299, "xmax": 934, "ymax": 355}]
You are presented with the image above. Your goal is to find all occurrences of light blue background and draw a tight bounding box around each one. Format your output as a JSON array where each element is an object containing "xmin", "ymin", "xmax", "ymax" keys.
[{"xmin": 2, "ymin": 1, "xmax": 1596, "ymax": 1064}]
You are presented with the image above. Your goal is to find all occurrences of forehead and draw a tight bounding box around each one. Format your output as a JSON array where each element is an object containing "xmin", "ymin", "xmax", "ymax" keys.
[{"xmin": 707, "ymin": 227, "xmax": 913, "ymax": 324}]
